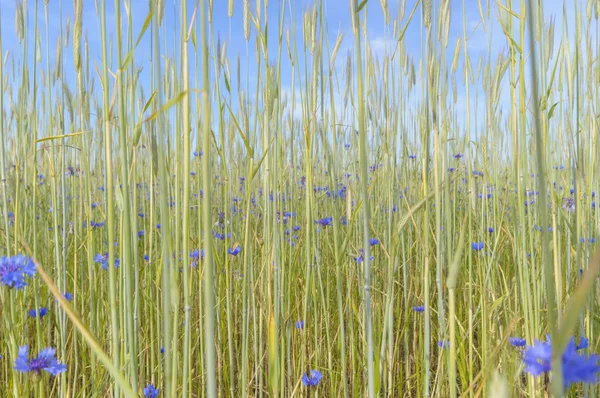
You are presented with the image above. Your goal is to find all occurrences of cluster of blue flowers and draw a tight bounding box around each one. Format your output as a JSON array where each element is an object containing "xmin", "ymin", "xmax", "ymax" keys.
[
  {"xmin": 1, "ymin": 255, "xmax": 68, "ymax": 380},
  {"xmin": 93, "ymin": 253, "xmax": 120, "ymax": 270},
  {"xmin": 471, "ymin": 242, "xmax": 484, "ymax": 252},
  {"xmin": 510, "ymin": 335, "xmax": 600, "ymax": 389},
  {"xmin": 0, "ymin": 255, "xmax": 36, "ymax": 289},
  {"xmin": 144, "ymin": 384, "xmax": 159, "ymax": 397}
]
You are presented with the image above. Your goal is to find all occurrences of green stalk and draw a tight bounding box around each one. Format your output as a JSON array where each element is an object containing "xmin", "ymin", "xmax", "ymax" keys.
[
  {"xmin": 200, "ymin": 0, "xmax": 217, "ymax": 395},
  {"xmin": 351, "ymin": 0, "xmax": 375, "ymax": 395},
  {"xmin": 181, "ymin": 0, "xmax": 192, "ymax": 395},
  {"xmin": 525, "ymin": 0, "xmax": 560, "ymax": 394},
  {"xmin": 113, "ymin": 0, "xmax": 137, "ymax": 391},
  {"xmin": 99, "ymin": 0, "xmax": 121, "ymax": 395}
]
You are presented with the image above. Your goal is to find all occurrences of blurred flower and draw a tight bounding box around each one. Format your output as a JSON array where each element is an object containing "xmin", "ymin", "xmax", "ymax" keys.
[
  {"xmin": 578, "ymin": 337, "xmax": 589, "ymax": 350},
  {"xmin": 523, "ymin": 336, "xmax": 600, "ymax": 388},
  {"xmin": 301, "ymin": 370, "xmax": 322, "ymax": 387},
  {"xmin": 508, "ymin": 337, "xmax": 526, "ymax": 347},
  {"xmin": 563, "ymin": 197, "xmax": 576, "ymax": 213},
  {"xmin": 228, "ymin": 246, "xmax": 242, "ymax": 256},
  {"xmin": 412, "ymin": 306, "xmax": 425, "ymax": 313},
  {"xmin": 369, "ymin": 238, "xmax": 380, "ymax": 246},
  {"xmin": 471, "ymin": 242, "xmax": 484, "ymax": 251},
  {"xmin": 14, "ymin": 346, "xmax": 67, "ymax": 376},
  {"xmin": 93, "ymin": 253, "xmax": 119, "ymax": 270},
  {"xmin": 353, "ymin": 253, "xmax": 374, "ymax": 264},
  {"xmin": 28, "ymin": 307, "xmax": 48, "ymax": 318},
  {"xmin": 295, "ymin": 320, "xmax": 304, "ymax": 329},
  {"xmin": 0, "ymin": 255, "xmax": 36, "ymax": 289},
  {"xmin": 144, "ymin": 384, "xmax": 159, "ymax": 398},
  {"xmin": 315, "ymin": 217, "xmax": 333, "ymax": 227}
]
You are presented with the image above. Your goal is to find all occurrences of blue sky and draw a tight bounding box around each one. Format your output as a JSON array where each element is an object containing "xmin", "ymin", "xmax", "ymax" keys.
[{"xmin": 0, "ymin": 0, "xmax": 584, "ymax": 156}]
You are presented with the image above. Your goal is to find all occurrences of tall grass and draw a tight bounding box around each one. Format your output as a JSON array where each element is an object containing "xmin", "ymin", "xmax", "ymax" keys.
[{"xmin": 1, "ymin": 0, "xmax": 600, "ymax": 397}]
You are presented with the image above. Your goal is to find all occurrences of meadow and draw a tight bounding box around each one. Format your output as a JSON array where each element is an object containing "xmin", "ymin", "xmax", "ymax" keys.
[{"xmin": 1, "ymin": 0, "xmax": 600, "ymax": 396}]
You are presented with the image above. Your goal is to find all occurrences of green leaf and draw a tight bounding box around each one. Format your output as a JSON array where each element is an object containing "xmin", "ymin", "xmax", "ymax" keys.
[
  {"xmin": 357, "ymin": 0, "xmax": 369, "ymax": 12},
  {"xmin": 398, "ymin": 0, "xmax": 421, "ymax": 42},
  {"xmin": 142, "ymin": 91, "xmax": 157, "ymax": 114},
  {"xmin": 548, "ymin": 102, "xmax": 559, "ymax": 120},
  {"xmin": 545, "ymin": 45, "xmax": 562, "ymax": 100},
  {"xmin": 150, "ymin": 132, "xmax": 159, "ymax": 176},
  {"xmin": 251, "ymin": 138, "xmax": 274, "ymax": 180},
  {"xmin": 36, "ymin": 130, "xmax": 87, "ymax": 143},
  {"xmin": 121, "ymin": 9, "xmax": 153, "ymax": 70},
  {"xmin": 114, "ymin": 180, "xmax": 124, "ymax": 211},
  {"xmin": 132, "ymin": 91, "xmax": 157, "ymax": 147},
  {"xmin": 143, "ymin": 91, "xmax": 188, "ymax": 124},
  {"xmin": 224, "ymin": 72, "xmax": 231, "ymax": 94},
  {"xmin": 224, "ymin": 101, "xmax": 253, "ymax": 157}
]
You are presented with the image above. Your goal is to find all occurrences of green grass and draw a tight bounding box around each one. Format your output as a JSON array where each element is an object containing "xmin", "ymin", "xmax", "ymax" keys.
[{"xmin": 0, "ymin": 0, "xmax": 599, "ymax": 397}]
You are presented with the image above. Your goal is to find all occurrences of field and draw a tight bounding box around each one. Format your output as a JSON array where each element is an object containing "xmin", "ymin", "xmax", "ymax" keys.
[{"xmin": 0, "ymin": 0, "xmax": 599, "ymax": 397}]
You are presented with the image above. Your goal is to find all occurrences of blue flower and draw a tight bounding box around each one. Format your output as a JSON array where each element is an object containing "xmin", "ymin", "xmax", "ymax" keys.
[
  {"xmin": 228, "ymin": 246, "xmax": 242, "ymax": 256},
  {"xmin": 508, "ymin": 337, "xmax": 526, "ymax": 347},
  {"xmin": 577, "ymin": 337, "xmax": 589, "ymax": 350},
  {"xmin": 28, "ymin": 307, "xmax": 48, "ymax": 318},
  {"xmin": 14, "ymin": 346, "xmax": 67, "ymax": 376},
  {"xmin": 93, "ymin": 253, "xmax": 109, "ymax": 270},
  {"xmin": 412, "ymin": 306, "xmax": 425, "ymax": 313},
  {"xmin": 143, "ymin": 384, "xmax": 159, "ymax": 397},
  {"xmin": 93, "ymin": 253, "xmax": 119, "ymax": 270},
  {"xmin": 353, "ymin": 254, "xmax": 374, "ymax": 264},
  {"xmin": 369, "ymin": 238, "xmax": 380, "ymax": 246},
  {"xmin": 471, "ymin": 242, "xmax": 484, "ymax": 251},
  {"xmin": 295, "ymin": 320, "xmax": 304, "ymax": 329},
  {"xmin": 63, "ymin": 292, "xmax": 73, "ymax": 301},
  {"xmin": 523, "ymin": 336, "xmax": 600, "ymax": 388},
  {"xmin": 488, "ymin": 227, "xmax": 494, "ymax": 233},
  {"xmin": 438, "ymin": 341, "xmax": 449, "ymax": 349},
  {"xmin": 0, "ymin": 255, "xmax": 36, "ymax": 289},
  {"xmin": 301, "ymin": 370, "xmax": 322, "ymax": 387},
  {"xmin": 190, "ymin": 249, "xmax": 205, "ymax": 259},
  {"xmin": 138, "ymin": 230, "xmax": 145, "ymax": 238},
  {"xmin": 315, "ymin": 217, "xmax": 333, "ymax": 227}
]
